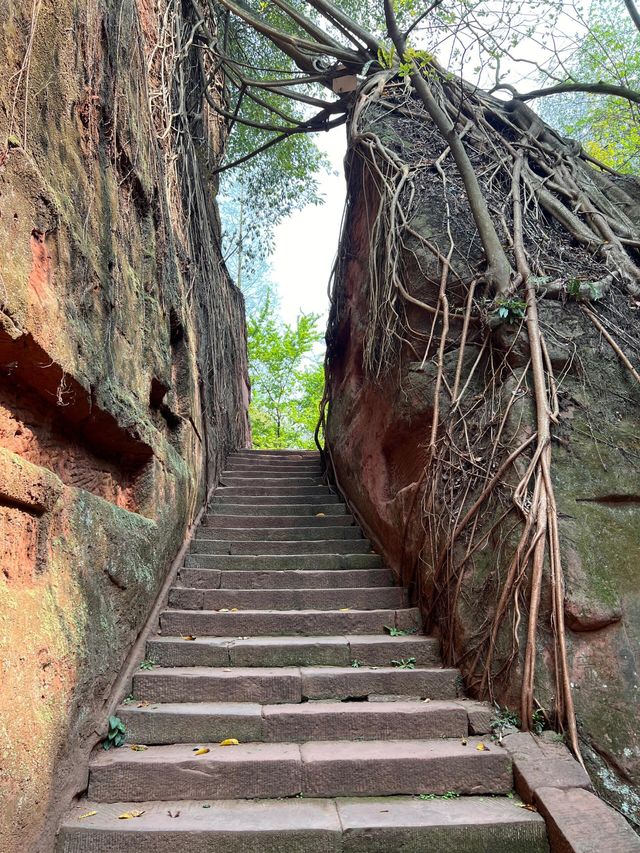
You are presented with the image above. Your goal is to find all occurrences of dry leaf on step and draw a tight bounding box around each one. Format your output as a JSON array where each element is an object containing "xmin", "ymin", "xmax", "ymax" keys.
[
  {"xmin": 230, "ymin": 608, "xmax": 239, "ymax": 612},
  {"xmin": 182, "ymin": 635, "xmax": 197, "ymax": 641},
  {"xmin": 167, "ymin": 810, "xmax": 181, "ymax": 818},
  {"xmin": 316, "ymin": 512, "xmax": 326, "ymax": 517},
  {"xmin": 193, "ymin": 747, "xmax": 210, "ymax": 755},
  {"xmin": 220, "ymin": 738, "xmax": 240, "ymax": 746},
  {"xmin": 78, "ymin": 811, "xmax": 97, "ymax": 820},
  {"xmin": 476, "ymin": 742, "xmax": 489, "ymax": 751},
  {"xmin": 129, "ymin": 744, "xmax": 148, "ymax": 751},
  {"xmin": 339, "ymin": 608, "xmax": 351, "ymax": 612},
  {"xmin": 219, "ymin": 608, "xmax": 230, "ymax": 612},
  {"xmin": 461, "ymin": 738, "xmax": 468, "ymax": 746},
  {"xmin": 118, "ymin": 811, "xmax": 145, "ymax": 820}
]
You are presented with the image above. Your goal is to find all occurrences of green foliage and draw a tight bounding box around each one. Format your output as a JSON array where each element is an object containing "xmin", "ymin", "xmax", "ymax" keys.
[
  {"xmin": 495, "ymin": 297, "xmax": 527, "ymax": 323},
  {"xmin": 351, "ymin": 659, "xmax": 363, "ymax": 668},
  {"xmin": 384, "ymin": 624, "xmax": 418, "ymax": 636},
  {"xmin": 103, "ymin": 715, "xmax": 126, "ymax": 750},
  {"xmin": 532, "ymin": 707, "xmax": 547, "ymax": 735},
  {"xmin": 491, "ymin": 705, "xmax": 521, "ymax": 739},
  {"xmin": 139, "ymin": 659, "xmax": 157, "ymax": 671},
  {"xmin": 419, "ymin": 791, "xmax": 460, "ymax": 800},
  {"xmin": 538, "ymin": 0, "xmax": 640, "ymax": 172},
  {"xmin": 391, "ymin": 656, "xmax": 417, "ymax": 669},
  {"xmin": 248, "ymin": 293, "xmax": 324, "ymax": 449}
]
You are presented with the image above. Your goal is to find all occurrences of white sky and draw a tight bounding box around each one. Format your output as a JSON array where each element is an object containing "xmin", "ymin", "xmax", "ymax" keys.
[{"xmin": 271, "ymin": 127, "xmax": 348, "ymax": 327}]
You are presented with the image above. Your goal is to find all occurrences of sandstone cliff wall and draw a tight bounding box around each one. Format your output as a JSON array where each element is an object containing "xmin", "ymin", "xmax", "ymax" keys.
[
  {"xmin": 326, "ymin": 99, "xmax": 640, "ymax": 827},
  {"xmin": 0, "ymin": 1, "xmax": 249, "ymax": 849}
]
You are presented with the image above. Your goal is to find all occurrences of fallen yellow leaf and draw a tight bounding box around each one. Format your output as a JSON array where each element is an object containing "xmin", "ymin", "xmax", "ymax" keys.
[
  {"xmin": 182, "ymin": 635, "xmax": 197, "ymax": 641},
  {"xmin": 78, "ymin": 811, "xmax": 97, "ymax": 820},
  {"xmin": 193, "ymin": 747, "xmax": 210, "ymax": 755},
  {"xmin": 220, "ymin": 738, "xmax": 240, "ymax": 746},
  {"xmin": 315, "ymin": 512, "xmax": 326, "ymax": 517},
  {"xmin": 339, "ymin": 608, "xmax": 351, "ymax": 612},
  {"xmin": 219, "ymin": 608, "xmax": 230, "ymax": 612},
  {"xmin": 129, "ymin": 744, "xmax": 148, "ymax": 751},
  {"xmin": 230, "ymin": 608, "xmax": 239, "ymax": 612},
  {"xmin": 476, "ymin": 742, "xmax": 489, "ymax": 751},
  {"xmin": 118, "ymin": 811, "xmax": 145, "ymax": 820}
]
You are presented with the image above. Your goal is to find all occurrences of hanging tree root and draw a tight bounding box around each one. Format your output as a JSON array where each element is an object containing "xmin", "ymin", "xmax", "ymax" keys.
[{"xmin": 324, "ymin": 62, "xmax": 640, "ymax": 764}]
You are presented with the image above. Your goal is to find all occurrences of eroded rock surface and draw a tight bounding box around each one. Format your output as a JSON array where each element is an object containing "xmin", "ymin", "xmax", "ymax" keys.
[
  {"xmin": 0, "ymin": 2, "xmax": 249, "ymax": 850},
  {"xmin": 326, "ymin": 94, "xmax": 640, "ymax": 828}
]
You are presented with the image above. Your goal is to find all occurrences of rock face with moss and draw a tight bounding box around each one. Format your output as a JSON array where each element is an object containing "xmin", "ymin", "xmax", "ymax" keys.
[
  {"xmin": 0, "ymin": 2, "xmax": 249, "ymax": 849},
  {"xmin": 325, "ymin": 88, "xmax": 640, "ymax": 828}
]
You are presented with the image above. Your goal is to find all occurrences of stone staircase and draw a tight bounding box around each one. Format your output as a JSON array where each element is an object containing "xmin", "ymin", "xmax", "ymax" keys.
[{"xmin": 57, "ymin": 449, "xmax": 549, "ymax": 851}]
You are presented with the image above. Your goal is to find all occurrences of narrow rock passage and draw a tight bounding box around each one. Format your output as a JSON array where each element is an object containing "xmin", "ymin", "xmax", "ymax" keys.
[{"xmin": 58, "ymin": 450, "xmax": 549, "ymax": 851}]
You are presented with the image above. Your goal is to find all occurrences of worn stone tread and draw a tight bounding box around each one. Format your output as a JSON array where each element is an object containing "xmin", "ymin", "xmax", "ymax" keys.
[
  {"xmin": 118, "ymin": 699, "xmax": 469, "ymax": 744},
  {"xmin": 145, "ymin": 633, "xmax": 441, "ymax": 668},
  {"xmin": 133, "ymin": 665, "xmax": 458, "ymax": 703},
  {"xmin": 200, "ymin": 514, "xmax": 356, "ymax": 528},
  {"xmin": 167, "ymin": 586, "xmax": 406, "ymax": 611},
  {"xmin": 189, "ymin": 538, "xmax": 372, "ymax": 555},
  {"xmin": 179, "ymin": 567, "xmax": 396, "ymax": 590},
  {"xmin": 58, "ymin": 796, "xmax": 548, "ymax": 853},
  {"xmin": 87, "ymin": 738, "xmax": 511, "ymax": 802},
  {"xmin": 159, "ymin": 606, "xmax": 420, "ymax": 636},
  {"xmin": 194, "ymin": 525, "xmax": 363, "ymax": 540},
  {"xmin": 183, "ymin": 553, "xmax": 382, "ymax": 570}
]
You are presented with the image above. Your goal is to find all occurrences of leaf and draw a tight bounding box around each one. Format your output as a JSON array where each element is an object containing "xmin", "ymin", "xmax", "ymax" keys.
[
  {"xmin": 230, "ymin": 608, "xmax": 239, "ymax": 612},
  {"xmin": 129, "ymin": 744, "xmax": 148, "ymax": 751},
  {"xmin": 108, "ymin": 715, "xmax": 120, "ymax": 729},
  {"xmin": 339, "ymin": 607, "xmax": 351, "ymax": 612},
  {"xmin": 219, "ymin": 738, "xmax": 240, "ymax": 746},
  {"xmin": 78, "ymin": 811, "xmax": 97, "ymax": 820},
  {"xmin": 167, "ymin": 810, "xmax": 181, "ymax": 818},
  {"xmin": 315, "ymin": 512, "xmax": 325, "ymax": 517},
  {"xmin": 461, "ymin": 738, "xmax": 468, "ymax": 746},
  {"xmin": 118, "ymin": 811, "xmax": 145, "ymax": 820},
  {"xmin": 476, "ymin": 742, "xmax": 489, "ymax": 751},
  {"xmin": 193, "ymin": 747, "xmax": 211, "ymax": 755},
  {"xmin": 182, "ymin": 635, "xmax": 197, "ymax": 641}
]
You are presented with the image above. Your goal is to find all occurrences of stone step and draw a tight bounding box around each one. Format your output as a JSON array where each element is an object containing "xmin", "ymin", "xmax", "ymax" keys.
[
  {"xmin": 221, "ymin": 476, "xmax": 325, "ymax": 487},
  {"xmin": 179, "ymin": 567, "xmax": 395, "ymax": 590},
  {"xmin": 194, "ymin": 525, "xmax": 363, "ymax": 541},
  {"xmin": 200, "ymin": 515, "xmax": 356, "ymax": 528},
  {"xmin": 118, "ymin": 700, "xmax": 469, "ymax": 744},
  {"xmin": 206, "ymin": 503, "xmax": 346, "ymax": 517},
  {"xmin": 86, "ymin": 738, "xmax": 511, "ymax": 802},
  {"xmin": 223, "ymin": 464, "xmax": 323, "ymax": 474},
  {"xmin": 132, "ymin": 665, "xmax": 457, "ymax": 704},
  {"xmin": 215, "ymin": 484, "xmax": 334, "ymax": 496},
  {"xmin": 211, "ymin": 493, "xmax": 342, "ymax": 506},
  {"xmin": 183, "ymin": 554, "xmax": 382, "ymax": 571},
  {"xmin": 231, "ymin": 450, "xmax": 319, "ymax": 458},
  {"xmin": 168, "ymin": 586, "xmax": 407, "ymax": 611},
  {"xmin": 159, "ymin": 607, "xmax": 420, "ymax": 637},
  {"xmin": 58, "ymin": 796, "xmax": 548, "ymax": 853},
  {"xmin": 189, "ymin": 539, "xmax": 372, "ymax": 555},
  {"xmin": 145, "ymin": 634, "xmax": 442, "ymax": 668}
]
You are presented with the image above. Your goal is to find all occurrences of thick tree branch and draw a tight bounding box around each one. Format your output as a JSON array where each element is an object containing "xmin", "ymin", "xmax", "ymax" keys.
[{"xmin": 494, "ymin": 80, "xmax": 640, "ymax": 106}]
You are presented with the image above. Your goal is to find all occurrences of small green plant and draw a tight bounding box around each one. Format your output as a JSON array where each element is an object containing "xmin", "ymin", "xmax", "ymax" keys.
[
  {"xmin": 391, "ymin": 657, "xmax": 416, "ymax": 670},
  {"xmin": 122, "ymin": 694, "xmax": 135, "ymax": 705},
  {"xmin": 384, "ymin": 625, "xmax": 418, "ymax": 637},
  {"xmin": 139, "ymin": 659, "xmax": 157, "ymax": 670},
  {"xmin": 532, "ymin": 708, "xmax": 546, "ymax": 735},
  {"xmin": 495, "ymin": 297, "xmax": 527, "ymax": 324},
  {"xmin": 490, "ymin": 705, "xmax": 521, "ymax": 740},
  {"xmin": 351, "ymin": 659, "xmax": 362, "ymax": 668},
  {"xmin": 377, "ymin": 44, "xmax": 396, "ymax": 69},
  {"xmin": 566, "ymin": 278, "xmax": 602, "ymax": 301},
  {"xmin": 103, "ymin": 715, "xmax": 126, "ymax": 750},
  {"xmin": 419, "ymin": 791, "xmax": 459, "ymax": 800}
]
